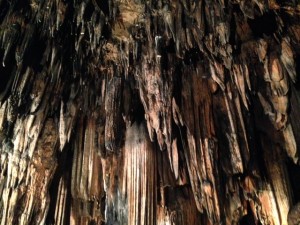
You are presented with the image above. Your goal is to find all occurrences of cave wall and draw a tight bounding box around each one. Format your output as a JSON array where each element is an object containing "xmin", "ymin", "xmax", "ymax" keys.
[{"xmin": 0, "ymin": 0, "xmax": 300, "ymax": 225}]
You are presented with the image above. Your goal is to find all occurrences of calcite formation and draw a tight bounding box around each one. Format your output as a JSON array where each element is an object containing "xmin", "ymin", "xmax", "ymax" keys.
[{"xmin": 0, "ymin": 0, "xmax": 300, "ymax": 225}]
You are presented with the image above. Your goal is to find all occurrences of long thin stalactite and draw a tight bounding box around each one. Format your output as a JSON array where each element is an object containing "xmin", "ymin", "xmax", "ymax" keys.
[{"xmin": 0, "ymin": 0, "xmax": 300, "ymax": 225}]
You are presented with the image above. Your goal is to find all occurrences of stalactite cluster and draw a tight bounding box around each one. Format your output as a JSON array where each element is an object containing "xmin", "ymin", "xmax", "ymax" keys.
[{"xmin": 0, "ymin": 0, "xmax": 300, "ymax": 224}]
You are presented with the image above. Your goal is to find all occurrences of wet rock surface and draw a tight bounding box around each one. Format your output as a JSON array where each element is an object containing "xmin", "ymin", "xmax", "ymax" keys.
[{"xmin": 0, "ymin": 0, "xmax": 300, "ymax": 224}]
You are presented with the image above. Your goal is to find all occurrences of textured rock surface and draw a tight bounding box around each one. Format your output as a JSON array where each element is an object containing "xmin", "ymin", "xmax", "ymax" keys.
[{"xmin": 0, "ymin": 0, "xmax": 300, "ymax": 224}]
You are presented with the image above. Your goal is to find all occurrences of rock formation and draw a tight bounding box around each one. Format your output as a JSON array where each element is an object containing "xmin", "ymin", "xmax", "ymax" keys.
[{"xmin": 0, "ymin": 0, "xmax": 300, "ymax": 224}]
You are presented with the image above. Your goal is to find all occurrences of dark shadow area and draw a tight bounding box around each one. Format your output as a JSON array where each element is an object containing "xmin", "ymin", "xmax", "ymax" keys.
[
  {"xmin": 293, "ymin": 54, "xmax": 300, "ymax": 90},
  {"xmin": 0, "ymin": 51, "xmax": 16, "ymax": 102},
  {"xmin": 276, "ymin": 0, "xmax": 296, "ymax": 7},
  {"xmin": 239, "ymin": 202, "xmax": 263, "ymax": 225},
  {"xmin": 286, "ymin": 158, "xmax": 300, "ymax": 203},
  {"xmin": 101, "ymin": 22, "xmax": 112, "ymax": 40},
  {"xmin": 183, "ymin": 47, "xmax": 201, "ymax": 66},
  {"xmin": 93, "ymin": 0, "xmax": 110, "ymax": 16},
  {"xmin": 248, "ymin": 12, "xmax": 278, "ymax": 37},
  {"xmin": 46, "ymin": 143, "xmax": 73, "ymax": 225},
  {"xmin": 0, "ymin": 0, "xmax": 10, "ymax": 24}
]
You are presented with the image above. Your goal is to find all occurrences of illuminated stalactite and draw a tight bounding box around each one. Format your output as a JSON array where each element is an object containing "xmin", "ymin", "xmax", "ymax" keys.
[{"xmin": 0, "ymin": 0, "xmax": 300, "ymax": 225}]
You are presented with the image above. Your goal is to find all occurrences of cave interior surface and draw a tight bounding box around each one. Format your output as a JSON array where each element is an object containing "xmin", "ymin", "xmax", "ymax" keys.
[{"xmin": 0, "ymin": 0, "xmax": 300, "ymax": 225}]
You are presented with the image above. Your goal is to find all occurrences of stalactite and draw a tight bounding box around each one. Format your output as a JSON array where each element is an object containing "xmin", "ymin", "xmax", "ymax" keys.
[{"xmin": 0, "ymin": 0, "xmax": 300, "ymax": 225}]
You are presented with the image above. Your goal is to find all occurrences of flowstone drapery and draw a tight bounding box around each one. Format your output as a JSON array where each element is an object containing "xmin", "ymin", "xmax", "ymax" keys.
[{"xmin": 0, "ymin": 1, "xmax": 300, "ymax": 224}]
